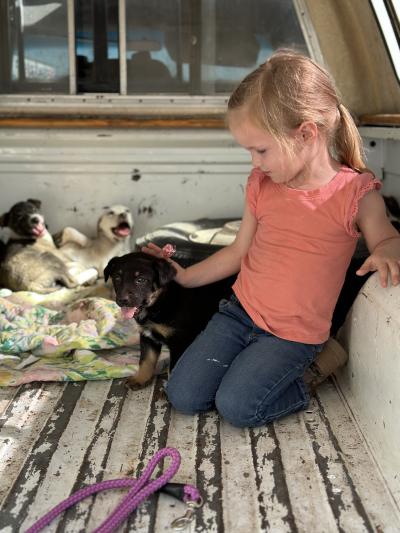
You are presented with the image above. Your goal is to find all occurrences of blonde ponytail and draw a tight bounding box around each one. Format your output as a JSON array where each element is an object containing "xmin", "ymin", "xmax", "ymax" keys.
[{"xmin": 334, "ymin": 104, "xmax": 368, "ymax": 172}]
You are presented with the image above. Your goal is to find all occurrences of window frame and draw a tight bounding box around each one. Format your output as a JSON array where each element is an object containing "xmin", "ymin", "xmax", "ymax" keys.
[
  {"xmin": 370, "ymin": 0, "xmax": 400, "ymax": 83},
  {"xmin": 0, "ymin": 0, "xmax": 321, "ymax": 120}
]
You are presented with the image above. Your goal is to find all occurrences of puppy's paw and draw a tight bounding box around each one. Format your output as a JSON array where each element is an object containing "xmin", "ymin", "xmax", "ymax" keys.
[
  {"xmin": 124, "ymin": 377, "xmax": 152, "ymax": 391},
  {"xmin": 52, "ymin": 230, "xmax": 64, "ymax": 247},
  {"xmin": 57, "ymin": 226, "xmax": 87, "ymax": 247}
]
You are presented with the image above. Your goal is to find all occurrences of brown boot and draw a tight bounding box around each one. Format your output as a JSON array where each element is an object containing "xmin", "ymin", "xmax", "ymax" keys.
[{"xmin": 304, "ymin": 337, "xmax": 348, "ymax": 394}]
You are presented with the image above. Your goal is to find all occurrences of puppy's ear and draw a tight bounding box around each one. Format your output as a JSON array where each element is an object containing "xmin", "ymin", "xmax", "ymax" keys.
[
  {"xmin": 155, "ymin": 258, "xmax": 177, "ymax": 287},
  {"xmin": 0, "ymin": 212, "xmax": 9, "ymax": 227},
  {"xmin": 27, "ymin": 198, "xmax": 42, "ymax": 209},
  {"xmin": 104, "ymin": 257, "xmax": 119, "ymax": 281}
]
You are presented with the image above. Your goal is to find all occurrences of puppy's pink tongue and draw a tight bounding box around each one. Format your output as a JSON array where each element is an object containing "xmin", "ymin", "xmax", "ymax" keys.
[
  {"xmin": 116, "ymin": 227, "xmax": 131, "ymax": 236},
  {"xmin": 32, "ymin": 223, "xmax": 45, "ymax": 236},
  {"xmin": 121, "ymin": 307, "xmax": 138, "ymax": 319}
]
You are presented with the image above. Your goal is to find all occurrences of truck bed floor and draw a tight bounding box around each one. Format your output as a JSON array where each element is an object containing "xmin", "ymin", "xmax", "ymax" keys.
[{"xmin": 0, "ymin": 377, "xmax": 399, "ymax": 532}]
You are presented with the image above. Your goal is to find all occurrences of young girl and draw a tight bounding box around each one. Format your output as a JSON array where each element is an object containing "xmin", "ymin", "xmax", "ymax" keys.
[{"xmin": 143, "ymin": 50, "xmax": 400, "ymax": 428}]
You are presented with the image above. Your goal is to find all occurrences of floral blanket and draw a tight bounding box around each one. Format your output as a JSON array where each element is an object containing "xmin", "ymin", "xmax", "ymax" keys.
[{"xmin": 0, "ymin": 285, "xmax": 144, "ymax": 386}]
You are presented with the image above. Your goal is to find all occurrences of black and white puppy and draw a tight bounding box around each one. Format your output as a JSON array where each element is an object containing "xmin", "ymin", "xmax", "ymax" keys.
[
  {"xmin": 0, "ymin": 198, "xmax": 48, "ymax": 245},
  {"xmin": 0, "ymin": 199, "xmax": 96, "ymax": 292}
]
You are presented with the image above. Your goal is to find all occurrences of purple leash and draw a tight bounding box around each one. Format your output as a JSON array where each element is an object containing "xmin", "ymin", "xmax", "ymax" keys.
[{"xmin": 26, "ymin": 447, "xmax": 202, "ymax": 533}]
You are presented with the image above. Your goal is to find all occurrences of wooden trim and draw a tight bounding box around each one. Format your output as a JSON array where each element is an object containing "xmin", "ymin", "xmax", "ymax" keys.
[
  {"xmin": 359, "ymin": 114, "xmax": 400, "ymax": 126},
  {"xmin": 2, "ymin": 114, "xmax": 399, "ymax": 129},
  {"xmin": 0, "ymin": 116, "xmax": 227, "ymax": 129}
]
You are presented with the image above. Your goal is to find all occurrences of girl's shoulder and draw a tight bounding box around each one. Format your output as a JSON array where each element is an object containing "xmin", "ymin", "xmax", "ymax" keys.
[
  {"xmin": 314, "ymin": 166, "xmax": 380, "ymax": 200},
  {"xmin": 246, "ymin": 167, "xmax": 270, "ymax": 192},
  {"xmin": 337, "ymin": 166, "xmax": 381, "ymax": 195},
  {"xmin": 339, "ymin": 168, "xmax": 382, "ymax": 237},
  {"xmin": 247, "ymin": 167, "xmax": 267, "ymax": 183},
  {"xmin": 246, "ymin": 168, "xmax": 270, "ymax": 214}
]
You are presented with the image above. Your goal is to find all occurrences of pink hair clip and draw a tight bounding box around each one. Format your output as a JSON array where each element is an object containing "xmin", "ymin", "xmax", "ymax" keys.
[{"xmin": 162, "ymin": 243, "xmax": 176, "ymax": 259}]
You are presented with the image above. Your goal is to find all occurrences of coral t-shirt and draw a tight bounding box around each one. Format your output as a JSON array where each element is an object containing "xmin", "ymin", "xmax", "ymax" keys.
[{"xmin": 233, "ymin": 166, "xmax": 381, "ymax": 344}]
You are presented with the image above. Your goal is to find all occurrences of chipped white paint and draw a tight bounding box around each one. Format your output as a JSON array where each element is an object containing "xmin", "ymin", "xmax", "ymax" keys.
[
  {"xmin": 319, "ymin": 380, "xmax": 400, "ymax": 530},
  {"xmin": 274, "ymin": 412, "xmax": 339, "ymax": 532},
  {"xmin": 251, "ymin": 425, "xmax": 294, "ymax": 532},
  {"xmin": 337, "ymin": 273, "xmax": 400, "ymax": 505},
  {"xmin": 86, "ymin": 381, "xmax": 156, "ymax": 531},
  {"xmin": 154, "ymin": 408, "xmax": 199, "ymax": 533},
  {"xmin": 0, "ymin": 376, "xmax": 399, "ymax": 533},
  {"xmin": 304, "ymin": 394, "xmax": 374, "ymax": 532},
  {"xmin": 0, "ymin": 385, "xmax": 18, "ymax": 417},
  {"xmin": 21, "ymin": 381, "xmax": 113, "ymax": 530},
  {"xmin": 0, "ymin": 384, "xmax": 65, "ymax": 503},
  {"xmin": 0, "ymin": 128, "xmax": 399, "ymax": 243},
  {"xmin": 122, "ymin": 381, "xmax": 171, "ymax": 532},
  {"xmin": 0, "ymin": 129, "xmax": 250, "ymax": 242},
  {"xmin": 194, "ymin": 411, "xmax": 221, "ymax": 533},
  {"xmin": 59, "ymin": 388, "xmax": 127, "ymax": 532},
  {"xmin": 1, "ymin": 377, "xmax": 400, "ymax": 531},
  {"xmin": 220, "ymin": 421, "xmax": 260, "ymax": 533}
]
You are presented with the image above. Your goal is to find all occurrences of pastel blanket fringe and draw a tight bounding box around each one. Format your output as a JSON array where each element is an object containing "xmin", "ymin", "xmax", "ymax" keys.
[{"xmin": 0, "ymin": 285, "xmax": 142, "ymax": 386}]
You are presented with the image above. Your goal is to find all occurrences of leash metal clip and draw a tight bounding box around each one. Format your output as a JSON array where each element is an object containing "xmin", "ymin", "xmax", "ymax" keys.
[{"xmin": 171, "ymin": 497, "xmax": 203, "ymax": 531}]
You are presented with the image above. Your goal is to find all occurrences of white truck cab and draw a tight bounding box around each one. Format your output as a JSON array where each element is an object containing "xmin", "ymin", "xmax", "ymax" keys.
[{"xmin": 0, "ymin": 1, "xmax": 399, "ymax": 531}]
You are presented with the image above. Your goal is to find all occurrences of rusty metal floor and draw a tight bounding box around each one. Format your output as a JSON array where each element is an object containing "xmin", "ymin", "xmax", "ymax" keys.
[{"xmin": 0, "ymin": 376, "xmax": 399, "ymax": 533}]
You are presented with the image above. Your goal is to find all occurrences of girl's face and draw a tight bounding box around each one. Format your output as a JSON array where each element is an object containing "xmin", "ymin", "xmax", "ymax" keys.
[{"xmin": 228, "ymin": 111, "xmax": 308, "ymax": 185}]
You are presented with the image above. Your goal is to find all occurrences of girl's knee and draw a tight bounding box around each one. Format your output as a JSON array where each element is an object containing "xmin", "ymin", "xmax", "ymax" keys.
[
  {"xmin": 216, "ymin": 384, "xmax": 310, "ymax": 428},
  {"xmin": 215, "ymin": 388, "xmax": 261, "ymax": 428},
  {"xmin": 166, "ymin": 376, "xmax": 212, "ymax": 415}
]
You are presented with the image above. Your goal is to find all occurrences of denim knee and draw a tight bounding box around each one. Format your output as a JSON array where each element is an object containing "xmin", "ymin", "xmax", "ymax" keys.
[
  {"xmin": 166, "ymin": 376, "xmax": 211, "ymax": 415},
  {"xmin": 215, "ymin": 387, "xmax": 260, "ymax": 428},
  {"xmin": 216, "ymin": 380, "xmax": 310, "ymax": 428}
]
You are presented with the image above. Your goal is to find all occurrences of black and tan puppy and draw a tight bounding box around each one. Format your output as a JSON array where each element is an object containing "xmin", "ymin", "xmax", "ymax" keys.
[{"xmin": 104, "ymin": 252, "xmax": 234, "ymax": 389}]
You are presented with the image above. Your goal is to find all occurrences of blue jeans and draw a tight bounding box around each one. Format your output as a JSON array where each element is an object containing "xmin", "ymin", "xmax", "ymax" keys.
[{"xmin": 166, "ymin": 295, "xmax": 324, "ymax": 428}]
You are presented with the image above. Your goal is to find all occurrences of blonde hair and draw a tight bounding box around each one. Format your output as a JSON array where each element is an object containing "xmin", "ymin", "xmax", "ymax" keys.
[{"xmin": 228, "ymin": 49, "xmax": 368, "ymax": 172}]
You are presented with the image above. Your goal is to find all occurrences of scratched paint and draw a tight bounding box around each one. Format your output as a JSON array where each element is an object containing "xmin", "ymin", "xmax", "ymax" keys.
[
  {"xmin": 0, "ymin": 377, "xmax": 400, "ymax": 531},
  {"xmin": 337, "ymin": 273, "xmax": 400, "ymax": 505},
  {"xmin": 0, "ymin": 129, "xmax": 250, "ymax": 240}
]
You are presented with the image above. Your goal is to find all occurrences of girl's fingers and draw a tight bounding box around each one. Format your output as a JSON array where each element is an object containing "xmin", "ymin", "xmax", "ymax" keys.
[
  {"xmin": 388, "ymin": 261, "xmax": 400, "ymax": 286},
  {"xmin": 377, "ymin": 263, "xmax": 389, "ymax": 288},
  {"xmin": 355, "ymin": 257, "xmax": 400, "ymax": 287},
  {"xmin": 141, "ymin": 244, "xmax": 163, "ymax": 258},
  {"xmin": 356, "ymin": 258, "xmax": 374, "ymax": 276},
  {"xmin": 146, "ymin": 242, "xmax": 163, "ymax": 253}
]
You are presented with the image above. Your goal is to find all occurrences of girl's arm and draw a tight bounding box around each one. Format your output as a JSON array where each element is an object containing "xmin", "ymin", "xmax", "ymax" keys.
[
  {"xmin": 355, "ymin": 190, "xmax": 400, "ymax": 287},
  {"xmin": 142, "ymin": 203, "xmax": 257, "ymax": 288}
]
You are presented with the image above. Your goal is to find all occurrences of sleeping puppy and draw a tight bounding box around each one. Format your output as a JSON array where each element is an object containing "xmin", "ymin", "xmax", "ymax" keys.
[
  {"xmin": 57, "ymin": 205, "xmax": 133, "ymax": 276},
  {"xmin": 0, "ymin": 199, "xmax": 97, "ymax": 292},
  {"xmin": 104, "ymin": 252, "xmax": 234, "ymax": 389}
]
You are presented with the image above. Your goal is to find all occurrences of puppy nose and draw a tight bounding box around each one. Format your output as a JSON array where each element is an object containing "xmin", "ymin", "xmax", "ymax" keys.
[
  {"xmin": 117, "ymin": 298, "xmax": 130, "ymax": 307},
  {"xmin": 31, "ymin": 216, "xmax": 39, "ymax": 224}
]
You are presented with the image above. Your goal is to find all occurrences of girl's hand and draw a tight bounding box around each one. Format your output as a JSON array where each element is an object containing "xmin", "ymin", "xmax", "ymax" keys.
[
  {"xmin": 356, "ymin": 238, "xmax": 400, "ymax": 288},
  {"xmin": 141, "ymin": 242, "xmax": 172, "ymax": 259},
  {"xmin": 356, "ymin": 191, "xmax": 400, "ymax": 288},
  {"xmin": 141, "ymin": 242, "xmax": 188, "ymax": 285}
]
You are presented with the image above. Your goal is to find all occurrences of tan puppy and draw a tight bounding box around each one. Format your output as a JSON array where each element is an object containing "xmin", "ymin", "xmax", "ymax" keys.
[{"xmin": 57, "ymin": 205, "xmax": 133, "ymax": 277}]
